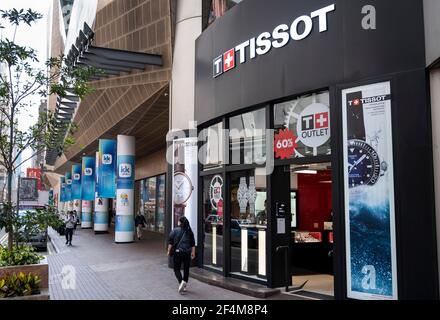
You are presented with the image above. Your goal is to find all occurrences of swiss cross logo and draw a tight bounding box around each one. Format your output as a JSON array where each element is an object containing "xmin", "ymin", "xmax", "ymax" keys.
[
  {"xmin": 315, "ymin": 112, "xmax": 329, "ymax": 129},
  {"xmin": 223, "ymin": 49, "xmax": 235, "ymax": 72},
  {"xmin": 353, "ymin": 99, "xmax": 361, "ymax": 106}
]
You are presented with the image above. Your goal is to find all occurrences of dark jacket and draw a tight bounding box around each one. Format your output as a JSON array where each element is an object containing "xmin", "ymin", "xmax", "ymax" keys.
[
  {"xmin": 168, "ymin": 227, "xmax": 195, "ymax": 254},
  {"xmin": 135, "ymin": 215, "xmax": 147, "ymax": 227}
]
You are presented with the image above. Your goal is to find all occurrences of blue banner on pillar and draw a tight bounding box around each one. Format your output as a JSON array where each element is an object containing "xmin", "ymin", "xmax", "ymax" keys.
[
  {"xmin": 72, "ymin": 164, "xmax": 82, "ymax": 200},
  {"xmin": 117, "ymin": 155, "xmax": 135, "ymax": 189},
  {"xmin": 98, "ymin": 139, "xmax": 116, "ymax": 198},
  {"xmin": 60, "ymin": 177, "xmax": 66, "ymax": 202},
  {"xmin": 82, "ymin": 157, "xmax": 95, "ymax": 201},
  {"xmin": 65, "ymin": 172, "xmax": 72, "ymax": 202}
]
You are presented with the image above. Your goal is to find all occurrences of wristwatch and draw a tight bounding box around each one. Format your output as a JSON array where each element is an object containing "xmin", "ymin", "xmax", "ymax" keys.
[
  {"xmin": 237, "ymin": 177, "xmax": 248, "ymax": 214},
  {"xmin": 173, "ymin": 144, "xmax": 194, "ymax": 226},
  {"xmin": 248, "ymin": 176, "xmax": 257, "ymax": 215},
  {"xmin": 346, "ymin": 92, "xmax": 386, "ymax": 188}
]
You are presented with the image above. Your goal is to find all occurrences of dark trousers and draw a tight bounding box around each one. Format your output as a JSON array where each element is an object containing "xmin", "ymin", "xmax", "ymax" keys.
[
  {"xmin": 173, "ymin": 252, "xmax": 191, "ymax": 284},
  {"xmin": 65, "ymin": 228, "xmax": 73, "ymax": 244}
]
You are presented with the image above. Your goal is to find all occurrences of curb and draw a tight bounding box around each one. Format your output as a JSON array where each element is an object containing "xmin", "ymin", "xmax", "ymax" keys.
[{"xmin": 47, "ymin": 231, "xmax": 60, "ymax": 254}]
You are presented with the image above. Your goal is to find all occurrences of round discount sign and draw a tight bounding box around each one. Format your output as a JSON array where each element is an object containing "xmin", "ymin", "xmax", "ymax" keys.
[{"xmin": 274, "ymin": 128, "xmax": 297, "ymax": 159}]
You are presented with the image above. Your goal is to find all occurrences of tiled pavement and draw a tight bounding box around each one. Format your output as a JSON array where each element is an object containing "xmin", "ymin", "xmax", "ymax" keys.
[{"xmin": 47, "ymin": 226, "xmax": 257, "ymax": 300}]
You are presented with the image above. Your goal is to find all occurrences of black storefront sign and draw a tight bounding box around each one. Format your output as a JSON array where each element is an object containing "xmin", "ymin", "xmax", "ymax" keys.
[{"xmin": 194, "ymin": 0, "xmax": 438, "ymax": 299}]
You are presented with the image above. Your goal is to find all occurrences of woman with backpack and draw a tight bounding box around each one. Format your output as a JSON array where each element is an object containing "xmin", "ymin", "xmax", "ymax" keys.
[{"xmin": 167, "ymin": 216, "xmax": 196, "ymax": 294}]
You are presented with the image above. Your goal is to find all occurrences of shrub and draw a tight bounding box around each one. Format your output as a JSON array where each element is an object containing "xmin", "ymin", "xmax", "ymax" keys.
[
  {"xmin": 0, "ymin": 272, "xmax": 41, "ymax": 298},
  {"xmin": 0, "ymin": 245, "xmax": 43, "ymax": 267}
]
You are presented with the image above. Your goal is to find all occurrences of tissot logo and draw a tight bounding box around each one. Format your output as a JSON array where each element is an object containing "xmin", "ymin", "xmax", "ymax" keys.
[
  {"xmin": 301, "ymin": 112, "xmax": 329, "ymax": 131},
  {"xmin": 213, "ymin": 4, "xmax": 335, "ymax": 78},
  {"xmin": 119, "ymin": 163, "xmax": 132, "ymax": 178},
  {"xmin": 348, "ymin": 95, "xmax": 390, "ymax": 106},
  {"xmin": 102, "ymin": 154, "xmax": 112, "ymax": 165},
  {"xmin": 84, "ymin": 168, "xmax": 93, "ymax": 176}
]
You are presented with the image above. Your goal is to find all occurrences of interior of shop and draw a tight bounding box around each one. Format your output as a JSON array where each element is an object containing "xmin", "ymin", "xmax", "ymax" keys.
[{"xmin": 290, "ymin": 163, "xmax": 334, "ymax": 297}]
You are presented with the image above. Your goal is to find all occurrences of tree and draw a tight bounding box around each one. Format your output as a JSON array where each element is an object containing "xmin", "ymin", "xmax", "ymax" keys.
[{"xmin": 0, "ymin": 9, "xmax": 96, "ymax": 250}]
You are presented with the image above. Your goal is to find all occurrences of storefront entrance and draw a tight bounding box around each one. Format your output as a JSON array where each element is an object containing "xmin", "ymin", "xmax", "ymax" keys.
[{"xmin": 289, "ymin": 163, "xmax": 334, "ymax": 297}]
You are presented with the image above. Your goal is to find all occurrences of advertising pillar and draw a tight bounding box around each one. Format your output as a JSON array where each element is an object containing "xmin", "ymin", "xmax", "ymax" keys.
[
  {"xmin": 94, "ymin": 152, "xmax": 109, "ymax": 233},
  {"xmin": 115, "ymin": 135, "xmax": 135, "ymax": 243},
  {"xmin": 81, "ymin": 200, "xmax": 93, "ymax": 228}
]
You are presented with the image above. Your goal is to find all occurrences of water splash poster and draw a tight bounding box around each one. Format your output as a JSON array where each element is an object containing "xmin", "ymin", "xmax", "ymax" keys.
[{"xmin": 341, "ymin": 81, "xmax": 398, "ymax": 300}]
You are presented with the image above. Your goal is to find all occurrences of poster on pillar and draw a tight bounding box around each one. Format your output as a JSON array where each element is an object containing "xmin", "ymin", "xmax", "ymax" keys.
[
  {"xmin": 65, "ymin": 172, "xmax": 72, "ymax": 202},
  {"xmin": 172, "ymin": 137, "xmax": 198, "ymax": 245},
  {"xmin": 98, "ymin": 139, "xmax": 116, "ymax": 199},
  {"xmin": 60, "ymin": 177, "xmax": 66, "ymax": 202},
  {"xmin": 82, "ymin": 156, "xmax": 95, "ymax": 201},
  {"xmin": 342, "ymin": 81, "xmax": 398, "ymax": 300},
  {"xmin": 115, "ymin": 135, "xmax": 135, "ymax": 242},
  {"xmin": 94, "ymin": 152, "xmax": 109, "ymax": 232},
  {"xmin": 72, "ymin": 164, "xmax": 82, "ymax": 200}
]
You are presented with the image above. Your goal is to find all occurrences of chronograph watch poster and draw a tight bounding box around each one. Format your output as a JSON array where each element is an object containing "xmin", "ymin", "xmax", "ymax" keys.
[{"xmin": 341, "ymin": 81, "xmax": 397, "ymax": 300}]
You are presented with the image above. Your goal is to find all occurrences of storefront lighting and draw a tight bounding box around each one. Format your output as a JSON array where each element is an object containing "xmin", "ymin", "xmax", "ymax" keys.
[{"xmin": 295, "ymin": 170, "xmax": 317, "ymax": 174}]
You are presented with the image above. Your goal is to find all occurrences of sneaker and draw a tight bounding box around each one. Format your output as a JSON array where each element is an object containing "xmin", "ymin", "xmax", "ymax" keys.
[
  {"xmin": 178, "ymin": 281, "xmax": 186, "ymax": 294},
  {"xmin": 65, "ymin": 241, "xmax": 68, "ymax": 245},
  {"xmin": 183, "ymin": 282, "xmax": 187, "ymax": 292}
]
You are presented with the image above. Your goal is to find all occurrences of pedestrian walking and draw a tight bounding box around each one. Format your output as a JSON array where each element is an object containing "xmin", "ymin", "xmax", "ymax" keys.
[
  {"xmin": 167, "ymin": 216, "xmax": 196, "ymax": 294},
  {"xmin": 65, "ymin": 211, "xmax": 76, "ymax": 246},
  {"xmin": 134, "ymin": 212, "xmax": 147, "ymax": 240}
]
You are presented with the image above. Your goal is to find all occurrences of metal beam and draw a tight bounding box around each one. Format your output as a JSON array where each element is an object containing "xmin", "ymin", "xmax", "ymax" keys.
[
  {"xmin": 87, "ymin": 46, "xmax": 163, "ymax": 66},
  {"xmin": 78, "ymin": 57, "xmax": 133, "ymax": 73},
  {"xmin": 75, "ymin": 62, "xmax": 121, "ymax": 76},
  {"xmin": 82, "ymin": 52, "xmax": 146, "ymax": 70}
]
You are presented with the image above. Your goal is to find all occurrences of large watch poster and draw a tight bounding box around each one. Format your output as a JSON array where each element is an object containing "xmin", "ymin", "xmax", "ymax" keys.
[
  {"xmin": 341, "ymin": 81, "xmax": 398, "ymax": 300},
  {"xmin": 172, "ymin": 137, "xmax": 198, "ymax": 245}
]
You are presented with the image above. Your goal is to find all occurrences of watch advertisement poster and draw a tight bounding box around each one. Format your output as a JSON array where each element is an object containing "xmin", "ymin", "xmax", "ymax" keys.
[
  {"xmin": 342, "ymin": 81, "xmax": 398, "ymax": 300},
  {"xmin": 172, "ymin": 138, "xmax": 198, "ymax": 245}
]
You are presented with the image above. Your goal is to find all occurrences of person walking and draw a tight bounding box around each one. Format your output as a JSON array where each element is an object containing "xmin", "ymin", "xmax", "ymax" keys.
[
  {"xmin": 134, "ymin": 212, "xmax": 147, "ymax": 240},
  {"xmin": 167, "ymin": 216, "xmax": 196, "ymax": 294},
  {"xmin": 65, "ymin": 211, "xmax": 76, "ymax": 246}
]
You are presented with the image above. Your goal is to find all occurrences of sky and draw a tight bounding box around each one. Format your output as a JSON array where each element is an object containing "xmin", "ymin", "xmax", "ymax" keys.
[{"xmin": 1, "ymin": 0, "xmax": 50, "ymax": 172}]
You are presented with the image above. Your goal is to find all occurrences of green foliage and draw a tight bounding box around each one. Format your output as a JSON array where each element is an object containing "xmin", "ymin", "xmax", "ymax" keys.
[
  {"xmin": 0, "ymin": 245, "xmax": 43, "ymax": 267},
  {"xmin": 0, "ymin": 272, "xmax": 41, "ymax": 298}
]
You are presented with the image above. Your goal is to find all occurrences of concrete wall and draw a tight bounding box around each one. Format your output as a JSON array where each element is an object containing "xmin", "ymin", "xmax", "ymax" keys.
[
  {"xmin": 430, "ymin": 68, "xmax": 440, "ymax": 293},
  {"xmin": 424, "ymin": 0, "xmax": 440, "ymax": 66},
  {"xmin": 170, "ymin": 0, "xmax": 202, "ymax": 130},
  {"xmin": 135, "ymin": 148, "xmax": 167, "ymax": 181}
]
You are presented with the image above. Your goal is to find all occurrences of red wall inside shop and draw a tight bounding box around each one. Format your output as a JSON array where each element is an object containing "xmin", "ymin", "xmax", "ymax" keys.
[{"xmin": 297, "ymin": 171, "xmax": 332, "ymax": 231}]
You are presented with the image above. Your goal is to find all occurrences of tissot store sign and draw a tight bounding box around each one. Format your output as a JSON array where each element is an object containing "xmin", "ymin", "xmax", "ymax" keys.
[{"xmin": 213, "ymin": 4, "xmax": 335, "ymax": 78}]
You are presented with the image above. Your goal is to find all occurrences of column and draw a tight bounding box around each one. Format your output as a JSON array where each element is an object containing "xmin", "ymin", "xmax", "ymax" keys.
[
  {"xmin": 94, "ymin": 197, "xmax": 109, "ymax": 233},
  {"xmin": 115, "ymin": 135, "xmax": 135, "ymax": 243},
  {"xmin": 81, "ymin": 200, "xmax": 93, "ymax": 229},
  {"xmin": 241, "ymin": 226, "xmax": 248, "ymax": 273},
  {"xmin": 73, "ymin": 200, "xmax": 81, "ymax": 224}
]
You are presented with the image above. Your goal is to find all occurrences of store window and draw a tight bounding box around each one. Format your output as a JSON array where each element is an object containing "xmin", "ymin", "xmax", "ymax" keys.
[
  {"xmin": 274, "ymin": 91, "xmax": 331, "ymax": 158},
  {"xmin": 202, "ymin": 175, "xmax": 224, "ymax": 270},
  {"xmin": 200, "ymin": 122, "xmax": 224, "ymax": 170},
  {"xmin": 230, "ymin": 169, "xmax": 267, "ymax": 279},
  {"xmin": 229, "ymin": 108, "xmax": 266, "ymax": 165},
  {"xmin": 137, "ymin": 174, "xmax": 166, "ymax": 233}
]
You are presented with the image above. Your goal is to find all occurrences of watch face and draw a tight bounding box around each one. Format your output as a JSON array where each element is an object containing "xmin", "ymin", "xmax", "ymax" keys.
[
  {"xmin": 174, "ymin": 172, "xmax": 193, "ymax": 205},
  {"xmin": 348, "ymin": 139, "xmax": 381, "ymax": 188}
]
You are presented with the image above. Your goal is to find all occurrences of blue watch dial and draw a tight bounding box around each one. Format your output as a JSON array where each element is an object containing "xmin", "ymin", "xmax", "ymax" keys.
[{"xmin": 348, "ymin": 139, "xmax": 380, "ymax": 188}]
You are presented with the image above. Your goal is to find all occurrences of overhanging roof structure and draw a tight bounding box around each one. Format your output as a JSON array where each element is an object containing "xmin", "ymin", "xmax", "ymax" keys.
[{"xmin": 45, "ymin": 22, "xmax": 164, "ymax": 166}]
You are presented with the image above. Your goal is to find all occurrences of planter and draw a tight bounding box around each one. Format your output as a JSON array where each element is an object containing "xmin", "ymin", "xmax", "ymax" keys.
[
  {"xmin": 0, "ymin": 257, "xmax": 49, "ymax": 291},
  {"xmin": 0, "ymin": 289, "xmax": 50, "ymax": 300}
]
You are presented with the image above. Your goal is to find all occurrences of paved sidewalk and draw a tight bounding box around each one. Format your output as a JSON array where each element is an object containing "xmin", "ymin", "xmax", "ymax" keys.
[{"xmin": 48, "ymin": 227, "xmax": 256, "ymax": 300}]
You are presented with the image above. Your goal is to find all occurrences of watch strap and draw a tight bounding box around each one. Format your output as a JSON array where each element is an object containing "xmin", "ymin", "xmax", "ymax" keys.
[{"xmin": 346, "ymin": 91, "xmax": 366, "ymax": 141}]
